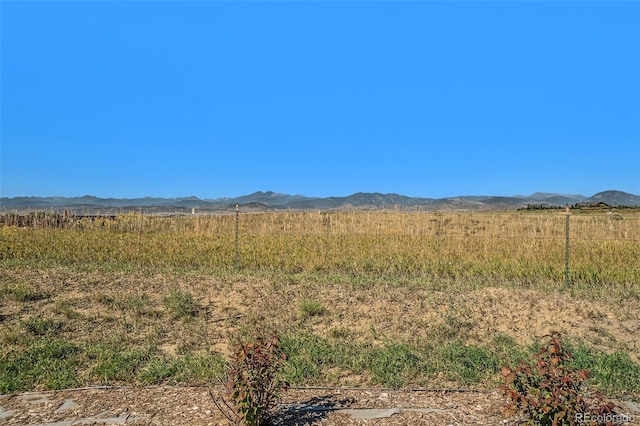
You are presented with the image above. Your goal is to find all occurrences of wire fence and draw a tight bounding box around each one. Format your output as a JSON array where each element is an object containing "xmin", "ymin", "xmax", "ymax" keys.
[{"xmin": 1, "ymin": 209, "xmax": 639, "ymax": 286}]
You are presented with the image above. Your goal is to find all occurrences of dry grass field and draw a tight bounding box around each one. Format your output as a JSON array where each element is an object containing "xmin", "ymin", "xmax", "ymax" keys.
[{"xmin": 0, "ymin": 209, "xmax": 639, "ymax": 423}]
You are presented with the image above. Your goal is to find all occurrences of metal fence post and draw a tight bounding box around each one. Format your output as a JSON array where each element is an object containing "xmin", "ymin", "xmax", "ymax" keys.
[
  {"xmin": 235, "ymin": 203, "xmax": 239, "ymax": 269},
  {"xmin": 565, "ymin": 206, "xmax": 570, "ymax": 287}
]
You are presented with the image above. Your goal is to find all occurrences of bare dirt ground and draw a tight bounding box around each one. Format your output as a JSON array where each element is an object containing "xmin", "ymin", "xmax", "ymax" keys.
[
  {"xmin": 2, "ymin": 386, "xmax": 640, "ymax": 426},
  {"xmin": 0, "ymin": 386, "xmax": 516, "ymax": 425},
  {"xmin": 2, "ymin": 267, "xmax": 638, "ymax": 363}
]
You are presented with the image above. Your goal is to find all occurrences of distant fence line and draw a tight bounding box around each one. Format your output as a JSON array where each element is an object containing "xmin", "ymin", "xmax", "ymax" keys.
[
  {"xmin": 1, "ymin": 209, "xmax": 639, "ymax": 286},
  {"xmin": 1, "ymin": 209, "xmax": 639, "ymax": 239}
]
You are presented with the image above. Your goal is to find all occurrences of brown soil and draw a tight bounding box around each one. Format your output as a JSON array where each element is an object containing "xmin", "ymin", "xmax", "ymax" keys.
[
  {"xmin": 0, "ymin": 386, "xmax": 515, "ymax": 425},
  {"xmin": 2, "ymin": 386, "xmax": 639, "ymax": 425}
]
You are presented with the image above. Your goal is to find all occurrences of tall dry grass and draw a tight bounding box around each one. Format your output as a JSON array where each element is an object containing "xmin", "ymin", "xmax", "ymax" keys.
[{"xmin": 1, "ymin": 210, "xmax": 638, "ymax": 285}]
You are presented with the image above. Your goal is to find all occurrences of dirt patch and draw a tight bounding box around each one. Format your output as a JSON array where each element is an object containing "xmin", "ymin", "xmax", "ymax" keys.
[
  {"xmin": 2, "ymin": 386, "xmax": 639, "ymax": 425},
  {"xmin": 454, "ymin": 287, "xmax": 640, "ymax": 360},
  {"xmin": 0, "ymin": 386, "xmax": 509, "ymax": 425},
  {"xmin": 2, "ymin": 267, "xmax": 638, "ymax": 362}
]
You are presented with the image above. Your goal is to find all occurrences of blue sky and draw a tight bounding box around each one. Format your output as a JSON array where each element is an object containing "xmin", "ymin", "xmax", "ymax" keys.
[{"xmin": 1, "ymin": 1, "xmax": 639, "ymax": 199}]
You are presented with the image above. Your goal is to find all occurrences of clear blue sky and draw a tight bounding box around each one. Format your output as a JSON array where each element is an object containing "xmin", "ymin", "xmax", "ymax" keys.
[{"xmin": 2, "ymin": 1, "xmax": 639, "ymax": 199}]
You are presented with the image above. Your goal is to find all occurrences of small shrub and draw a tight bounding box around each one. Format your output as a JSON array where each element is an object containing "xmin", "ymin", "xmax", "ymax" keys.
[
  {"xmin": 501, "ymin": 332, "xmax": 617, "ymax": 425},
  {"xmin": 213, "ymin": 334, "xmax": 288, "ymax": 426}
]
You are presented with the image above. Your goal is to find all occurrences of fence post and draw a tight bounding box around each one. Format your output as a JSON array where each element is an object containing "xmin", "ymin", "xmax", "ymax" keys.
[
  {"xmin": 235, "ymin": 203, "xmax": 239, "ymax": 269},
  {"xmin": 565, "ymin": 206, "xmax": 570, "ymax": 287},
  {"xmin": 138, "ymin": 208, "xmax": 144, "ymax": 266}
]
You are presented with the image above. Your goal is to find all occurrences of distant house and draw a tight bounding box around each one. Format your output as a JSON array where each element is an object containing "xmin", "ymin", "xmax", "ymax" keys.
[{"xmin": 575, "ymin": 201, "xmax": 609, "ymax": 209}]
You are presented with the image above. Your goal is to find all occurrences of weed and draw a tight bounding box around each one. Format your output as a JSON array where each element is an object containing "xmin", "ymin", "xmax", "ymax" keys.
[
  {"xmin": 162, "ymin": 290, "xmax": 198, "ymax": 320},
  {"xmin": 127, "ymin": 294, "xmax": 151, "ymax": 315},
  {"xmin": 87, "ymin": 345, "xmax": 154, "ymax": 384},
  {"xmin": 365, "ymin": 342, "xmax": 424, "ymax": 388},
  {"xmin": 439, "ymin": 342, "xmax": 498, "ymax": 385},
  {"xmin": 329, "ymin": 327, "xmax": 351, "ymax": 339},
  {"xmin": 279, "ymin": 332, "xmax": 329, "ymax": 384},
  {"xmin": 298, "ymin": 299, "xmax": 326, "ymax": 318},
  {"xmin": 4, "ymin": 282, "xmax": 47, "ymax": 302},
  {"xmin": 139, "ymin": 356, "xmax": 180, "ymax": 385},
  {"xmin": 430, "ymin": 313, "xmax": 473, "ymax": 340},
  {"xmin": 52, "ymin": 299, "xmax": 80, "ymax": 319},
  {"xmin": 571, "ymin": 346, "xmax": 640, "ymax": 397},
  {"xmin": 23, "ymin": 316, "xmax": 64, "ymax": 336},
  {"xmin": 0, "ymin": 339, "xmax": 81, "ymax": 392}
]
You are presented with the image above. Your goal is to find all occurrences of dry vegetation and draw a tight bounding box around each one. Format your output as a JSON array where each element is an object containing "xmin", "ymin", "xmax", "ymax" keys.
[
  {"xmin": 1, "ymin": 210, "xmax": 639, "ymax": 406},
  {"xmin": 2, "ymin": 210, "xmax": 639, "ymax": 284}
]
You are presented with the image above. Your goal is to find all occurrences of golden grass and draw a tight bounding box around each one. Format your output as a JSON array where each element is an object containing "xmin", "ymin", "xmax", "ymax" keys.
[{"xmin": 1, "ymin": 210, "xmax": 638, "ymax": 285}]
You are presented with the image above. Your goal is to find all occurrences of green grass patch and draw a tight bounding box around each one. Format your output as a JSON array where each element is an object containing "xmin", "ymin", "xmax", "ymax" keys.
[
  {"xmin": 23, "ymin": 316, "xmax": 65, "ymax": 337},
  {"xmin": 162, "ymin": 290, "xmax": 199, "ymax": 320},
  {"xmin": 298, "ymin": 299, "xmax": 326, "ymax": 318},
  {"xmin": 571, "ymin": 345, "xmax": 640, "ymax": 397},
  {"xmin": 436, "ymin": 341, "xmax": 499, "ymax": 385},
  {"xmin": 362, "ymin": 341, "xmax": 426, "ymax": 388},
  {"xmin": 86, "ymin": 344, "xmax": 155, "ymax": 384},
  {"xmin": 1, "ymin": 281, "xmax": 48, "ymax": 303},
  {"xmin": 0, "ymin": 339, "xmax": 81, "ymax": 392}
]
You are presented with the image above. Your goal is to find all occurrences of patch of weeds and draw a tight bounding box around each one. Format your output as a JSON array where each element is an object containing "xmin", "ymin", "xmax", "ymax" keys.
[
  {"xmin": 282, "ymin": 333, "xmax": 429, "ymax": 388},
  {"xmin": 571, "ymin": 345, "xmax": 640, "ymax": 397},
  {"xmin": 329, "ymin": 327, "xmax": 352, "ymax": 339},
  {"xmin": 298, "ymin": 299, "xmax": 326, "ymax": 318},
  {"xmin": 87, "ymin": 345, "xmax": 155, "ymax": 384},
  {"xmin": 52, "ymin": 299, "xmax": 81, "ymax": 319},
  {"xmin": 23, "ymin": 316, "xmax": 64, "ymax": 336},
  {"xmin": 280, "ymin": 332, "xmax": 334, "ymax": 384},
  {"xmin": 5, "ymin": 282, "xmax": 48, "ymax": 302},
  {"xmin": 139, "ymin": 355, "xmax": 181, "ymax": 385},
  {"xmin": 171, "ymin": 322, "xmax": 212, "ymax": 355},
  {"xmin": 0, "ymin": 338, "xmax": 81, "ymax": 392},
  {"xmin": 492, "ymin": 333, "xmax": 529, "ymax": 366},
  {"xmin": 173, "ymin": 353, "xmax": 227, "ymax": 383},
  {"xmin": 126, "ymin": 294, "xmax": 151, "ymax": 315},
  {"xmin": 438, "ymin": 341, "xmax": 498, "ymax": 385},
  {"xmin": 94, "ymin": 292, "xmax": 119, "ymax": 308},
  {"xmin": 1, "ymin": 330, "xmax": 24, "ymax": 346},
  {"xmin": 430, "ymin": 313, "xmax": 473, "ymax": 340},
  {"xmin": 363, "ymin": 341, "xmax": 426, "ymax": 388},
  {"xmin": 162, "ymin": 289, "xmax": 198, "ymax": 320}
]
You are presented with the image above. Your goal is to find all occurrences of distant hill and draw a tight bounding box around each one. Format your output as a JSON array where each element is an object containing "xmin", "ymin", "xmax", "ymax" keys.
[
  {"xmin": 581, "ymin": 190, "xmax": 640, "ymax": 207},
  {"xmin": 1, "ymin": 190, "xmax": 638, "ymax": 213},
  {"xmin": 520, "ymin": 192, "xmax": 587, "ymax": 202}
]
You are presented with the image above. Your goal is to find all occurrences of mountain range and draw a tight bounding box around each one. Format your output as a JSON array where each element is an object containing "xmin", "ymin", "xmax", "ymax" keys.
[{"xmin": 1, "ymin": 190, "xmax": 638, "ymax": 213}]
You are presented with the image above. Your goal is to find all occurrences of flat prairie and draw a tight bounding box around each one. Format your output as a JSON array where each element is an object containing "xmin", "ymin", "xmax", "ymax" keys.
[{"xmin": 1, "ymin": 210, "xmax": 639, "ymax": 423}]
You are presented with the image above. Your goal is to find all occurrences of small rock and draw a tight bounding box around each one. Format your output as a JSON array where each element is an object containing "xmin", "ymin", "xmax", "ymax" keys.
[
  {"xmin": 55, "ymin": 398, "xmax": 77, "ymax": 413},
  {"xmin": 623, "ymin": 400, "xmax": 639, "ymax": 414}
]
